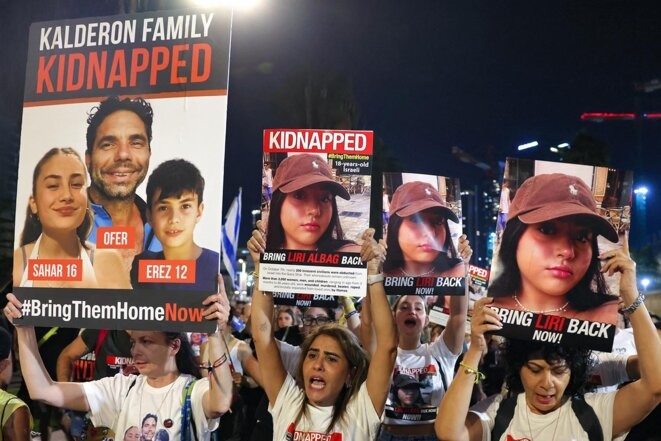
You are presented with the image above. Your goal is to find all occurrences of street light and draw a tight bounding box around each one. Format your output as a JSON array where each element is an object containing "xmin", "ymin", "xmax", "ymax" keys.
[
  {"xmin": 641, "ymin": 278, "xmax": 650, "ymax": 292},
  {"xmin": 517, "ymin": 141, "xmax": 539, "ymax": 151},
  {"xmin": 251, "ymin": 209, "xmax": 260, "ymax": 227},
  {"xmin": 238, "ymin": 258, "xmax": 247, "ymax": 295},
  {"xmin": 192, "ymin": 0, "xmax": 262, "ymax": 9}
]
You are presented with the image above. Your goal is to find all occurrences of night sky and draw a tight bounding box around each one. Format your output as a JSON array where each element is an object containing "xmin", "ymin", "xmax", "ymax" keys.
[{"xmin": 2, "ymin": 0, "xmax": 661, "ymax": 248}]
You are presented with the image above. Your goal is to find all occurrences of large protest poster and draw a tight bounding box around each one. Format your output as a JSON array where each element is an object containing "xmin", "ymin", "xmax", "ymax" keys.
[
  {"xmin": 488, "ymin": 158, "xmax": 633, "ymax": 351},
  {"xmin": 258, "ymin": 129, "xmax": 373, "ymax": 299},
  {"xmin": 13, "ymin": 8, "xmax": 232, "ymax": 331},
  {"xmin": 381, "ymin": 172, "xmax": 466, "ymax": 300}
]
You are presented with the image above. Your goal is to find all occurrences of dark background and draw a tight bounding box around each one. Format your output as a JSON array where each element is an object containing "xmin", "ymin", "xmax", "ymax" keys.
[{"xmin": 2, "ymin": 0, "xmax": 661, "ymax": 288}]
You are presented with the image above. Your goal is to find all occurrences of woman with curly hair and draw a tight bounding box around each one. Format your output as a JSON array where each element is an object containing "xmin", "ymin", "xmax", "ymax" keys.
[{"xmin": 435, "ymin": 244, "xmax": 661, "ymax": 441}]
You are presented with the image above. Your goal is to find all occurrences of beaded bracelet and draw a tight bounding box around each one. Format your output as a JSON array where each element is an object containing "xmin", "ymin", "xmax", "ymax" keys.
[
  {"xmin": 459, "ymin": 361, "xmax": 485, "ymax": 384},
  {"xmin": 344, "ymin": 310, "xmax": 359, "ymax": 320},
  {"xmin": 621, "ymin": 292, "xmax": 646, "ymax": 315}
]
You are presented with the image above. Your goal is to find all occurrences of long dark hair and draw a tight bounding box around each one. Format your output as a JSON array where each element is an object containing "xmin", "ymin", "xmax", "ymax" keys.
[
  {"xmin": 165, "ymin": 332, "xmax": 201, "ymax": 378},
  {"xmin": 266, "ymin": 188, "xmax": 354, "ymax": 251},
  {"xmin": 294, "ymin": 324, "xmax": 369, "ymax": 433},
  {"xmin": 488, "ymin": 218, "xmax": 614, "ymax": 310},
  {"xmin": 20, "ymin": 148, "xmax": 93, "ymax": 247},
  {"xmin": 502, "ymin": 338, "xmax": 593, "ymax": 398},
  {"xmin": 383, "ymin": 211, "xmax": 462, "ymax": 274}
]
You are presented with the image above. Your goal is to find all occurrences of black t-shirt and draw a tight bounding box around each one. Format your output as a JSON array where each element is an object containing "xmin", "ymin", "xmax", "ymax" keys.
[{"xmin": 80, "ymin": 329, "xmax": 132, "ymax": 379}]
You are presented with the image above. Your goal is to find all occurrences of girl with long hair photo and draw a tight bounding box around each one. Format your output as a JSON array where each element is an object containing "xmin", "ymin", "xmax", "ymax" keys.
[
  {"xmin": 13, "ymin": 147, "xmax": 129, "ymax": 289},
  {"xmin": 384, "ymin": 180, "xmax": 466, "ymax": 279},
  {"xmin": 488, "ymin": 173, "xmax": 620, "ymax": 322},
  {"xmin": 265, "ymin": 153, "xmax": 360, "ymax": 253}
]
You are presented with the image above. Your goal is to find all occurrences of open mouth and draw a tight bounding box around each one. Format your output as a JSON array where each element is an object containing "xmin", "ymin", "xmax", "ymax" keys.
[
  {"xmin": 105, "ymin": 168, "xmax": 140, "ymax": 181},
  {"xmin": 535, "ymin": 393, "xmax": 555, "ymax": 405},
  {"xmin": 309, "ymin": 376, "xmax": 326, "ymax": 390},
  {"xmin": 404, "ymin": 318, "xmax": 417, "ymax": 327}
]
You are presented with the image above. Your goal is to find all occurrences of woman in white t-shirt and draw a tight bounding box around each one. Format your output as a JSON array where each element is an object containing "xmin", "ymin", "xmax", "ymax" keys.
[
  {"xmin": 435, "ymin": 245, "xmax": 661, "ymax": 441},
  {"xmin": 4, "ymin": 290, "xmax": 234, "ymax": 441},
  {"xmin": 248, "ymin": 227, "xmax": 397, "ymax": 440}
]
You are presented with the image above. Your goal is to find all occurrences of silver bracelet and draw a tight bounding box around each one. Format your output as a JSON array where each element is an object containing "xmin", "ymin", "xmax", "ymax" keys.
[
  {"xmin": 367, "ymin": 273, "xmax": 384, "ymax": 285},
  {"xmin": 621, "ymin": 292, "xmax": 645, "ymax": 315}
]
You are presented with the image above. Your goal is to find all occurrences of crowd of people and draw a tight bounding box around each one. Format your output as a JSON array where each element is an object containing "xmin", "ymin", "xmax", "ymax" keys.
[{"xmin": 1, "ymin": 94, "xmax": 660, "ymax": 440}]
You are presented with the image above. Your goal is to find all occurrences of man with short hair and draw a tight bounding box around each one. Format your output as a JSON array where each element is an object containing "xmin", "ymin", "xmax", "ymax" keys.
[{"xmin": 85, "ymin": 96, "xmax": 161, "ymax": 270}]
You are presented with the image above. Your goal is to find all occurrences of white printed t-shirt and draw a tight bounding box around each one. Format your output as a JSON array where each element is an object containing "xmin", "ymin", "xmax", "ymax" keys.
[
  {"xmin": 383, "ymin": 332, "xmax": 459, "ymax": 425},
  {"xmin": 83, "ymin": 374, "xmax": 219, "ymax": 441},
  {"xmin": 270, "ymin": 374, "xmax": 381, "ymax": 441},
  {"xmin": 470, "ymin": 391, "xmax": 626, "ymax": 441},
  {"xmin": 276, "ymin": 339, "xmax": 302, "ymax": 377}
]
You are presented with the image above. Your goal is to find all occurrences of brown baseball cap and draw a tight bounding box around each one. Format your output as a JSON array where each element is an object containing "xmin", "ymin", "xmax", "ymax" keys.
[
  {"xmin": 393, "ymin": 373, "xmax": 423, "ymax": 389},
  {"xmin": 389, "ymin": 181, "xmax": 459, "ymax": 223},
  {"xmin": 272, "ymin": 154, "xmax": 350, "ymax": 200},
  {"xmin": 508, "ymin": 173, "xmax": 618, "ymax": 242}
]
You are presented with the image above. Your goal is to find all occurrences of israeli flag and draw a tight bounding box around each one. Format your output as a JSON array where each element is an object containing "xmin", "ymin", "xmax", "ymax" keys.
[{"xmin": 222, "ymin": 188, "xmax": 242, "ymax": 290}]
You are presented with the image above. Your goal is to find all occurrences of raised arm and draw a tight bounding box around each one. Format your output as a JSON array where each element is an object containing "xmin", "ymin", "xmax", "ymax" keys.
[
  {"xmin": 605, "ymin": 241, "xmax": 661, "ymax": 436},
  {"xmin": 200, "ymin": 283, "xmax": 234, "ymax": 418},
  {"xmin": 247, "ymin": 220, "xmax": 287, "ymax": 405},
  {"xmin": 4, "ymin": 294, "xmax": 89, "ymax": 411},
  {"xmin": 235, "ymin": 338, "xmax": 263, "ymax": 388},
  {"xmin": 340, "ymin": 296, "xmax": 361, "ymax": 336},
  {"xmin": 56, "ymin": 335, "xmax": 91, "ymax": 382},
  {"xmin": 443, "ymin": 234, "xmax": 472, "ymax": 354},
  {"xmin": 362, "ymin": 229, "xmax": 398, "ymax": 414},
  {"xmin": 435, "ymin": 297, "xmax": 502, "ymax": 441},
  {"xmin": 357, "ymin": 287, "xmax": 376, "ymax": 356}
]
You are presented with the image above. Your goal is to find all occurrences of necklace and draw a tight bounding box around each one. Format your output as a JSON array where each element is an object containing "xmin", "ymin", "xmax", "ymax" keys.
[
  {"xmin": 513, "ymin": 294, "xmax": 569, "ymax": 315},
  {"xmin": 399, "ymin": 266, "xmax": 436, "ymax": 277},
  {"xmin": 138, "ymin": 376, "xmax": 179, "ymax": 431},
  {"xmin": 525, "ymin": 402, "xmax": 561, "ymax": 441}
]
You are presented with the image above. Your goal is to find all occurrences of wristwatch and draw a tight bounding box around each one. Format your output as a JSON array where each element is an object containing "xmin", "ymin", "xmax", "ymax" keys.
[{"xmin": 367, "ymin": 274, "xmax": 384, "ymax": 285}]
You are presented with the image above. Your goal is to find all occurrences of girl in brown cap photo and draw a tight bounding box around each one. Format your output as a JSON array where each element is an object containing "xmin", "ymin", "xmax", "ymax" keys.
[
  {"xmin": 488, "ymin": 172, "xmax": 621, "ymax": 323},
  {"xmin": 265, "ymin": 153, "xmax": 360, "ymax": 252},
  {"xmin": 383, "ymin": 180, "xmax": 468, "ymax": 279},
  {"xmin": 391, "ymin": 373, "xmax": 426, "ymax": 408}
]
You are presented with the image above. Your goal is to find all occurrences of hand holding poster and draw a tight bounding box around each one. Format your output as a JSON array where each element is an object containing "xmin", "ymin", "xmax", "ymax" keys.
[
  {"xmin": 258, "ymin": 129, "xmax": 373, "ymax": 297},
  {"xmin": 13, "ymin": 8, "xmax": 232, "ymax": 331},
  {"xmin": 488, "ymin": 158, "xmax": 634, "ymax": 351}
]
